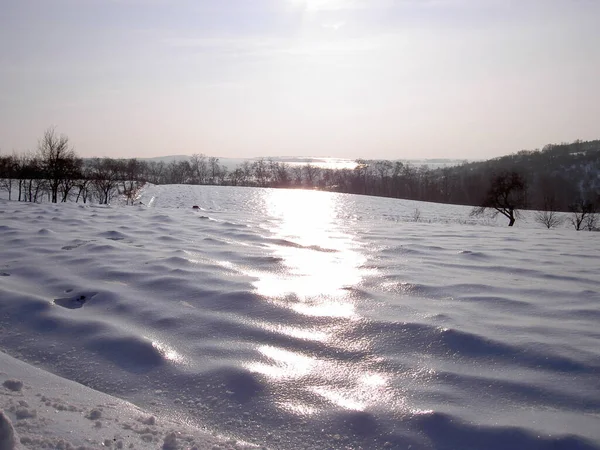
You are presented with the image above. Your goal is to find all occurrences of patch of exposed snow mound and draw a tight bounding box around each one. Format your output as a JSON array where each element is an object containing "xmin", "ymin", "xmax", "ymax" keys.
[{"xmin": 0, "ymin": 410, "xmax": 17, "ymax": 450}]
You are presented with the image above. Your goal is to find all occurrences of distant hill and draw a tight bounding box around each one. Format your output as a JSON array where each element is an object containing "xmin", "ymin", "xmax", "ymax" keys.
[
  {"xmin": 135, "ymin": 155, "xmax": 467, "ymax": 170},
  {"xmin": 79, "ymin": 141, "xmax": 599, "ymax": 212},
  {"xmin": 437, "ymin": 140, "xmax": 600, "ymax": 210},
  {"xmin": 137, "ymin": 155, "xmax": 190, "ymax": 164}
]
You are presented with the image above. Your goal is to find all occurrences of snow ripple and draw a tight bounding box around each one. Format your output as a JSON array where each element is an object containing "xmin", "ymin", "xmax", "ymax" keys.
[{"xmin": 0, "ymin": 186, "xmax": 599, "ymax": 449}]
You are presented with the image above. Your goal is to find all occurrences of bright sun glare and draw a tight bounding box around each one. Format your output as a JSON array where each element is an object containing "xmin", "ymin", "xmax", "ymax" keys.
[
  {"xmin": 253, "ymin": 189, "xmax": 365, "ymax": 307},
  {"xmin": 292, "ymin": 0, "xmax": 344, "ymax": 11}
]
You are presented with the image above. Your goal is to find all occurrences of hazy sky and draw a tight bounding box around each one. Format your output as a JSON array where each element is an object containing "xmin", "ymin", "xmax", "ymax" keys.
[{"xmin": 1, "ymin": 0, "xmax": 598, "ymax": 160}]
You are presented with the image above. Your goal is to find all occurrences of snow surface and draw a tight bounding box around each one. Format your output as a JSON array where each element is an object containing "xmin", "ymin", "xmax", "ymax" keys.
[{"xmin": 1, "ymin": 184, "xmax": 599, "ymax": 449}]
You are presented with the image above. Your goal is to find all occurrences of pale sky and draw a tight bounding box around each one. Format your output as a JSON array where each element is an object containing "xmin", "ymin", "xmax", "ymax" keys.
[{"xmin": 0, "ymin": 0, "xmax": 599, "ymax": 160}]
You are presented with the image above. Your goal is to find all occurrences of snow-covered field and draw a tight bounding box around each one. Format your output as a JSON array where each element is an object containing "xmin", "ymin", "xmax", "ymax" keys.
[{"xmin": 1, "ymin": 185, "xmax": 599, "ymax": 449}]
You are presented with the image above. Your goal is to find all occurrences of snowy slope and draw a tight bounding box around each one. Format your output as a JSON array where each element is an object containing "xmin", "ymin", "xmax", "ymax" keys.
[
  {"xmin": 0, "ymin": 351, "xmax": 251, "ymax": 449},
  {"xmin": 1, "ymin": 185, "xmax": 599, "ymax": 449}
]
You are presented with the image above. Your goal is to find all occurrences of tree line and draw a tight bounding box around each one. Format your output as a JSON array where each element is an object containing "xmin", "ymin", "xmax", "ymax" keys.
[
  {"xmin": 0, "ymin": 129, "xmax": 144, "ymax": 205},
  {"xmin": 0, "ymin": 129, "xmax": 598, "ymax": 228}
]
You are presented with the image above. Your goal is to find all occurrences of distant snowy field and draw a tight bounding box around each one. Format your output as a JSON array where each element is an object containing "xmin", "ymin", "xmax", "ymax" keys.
[{"xmin": 1, "ymin": 185, "xmax": 599, "ymax": 449}]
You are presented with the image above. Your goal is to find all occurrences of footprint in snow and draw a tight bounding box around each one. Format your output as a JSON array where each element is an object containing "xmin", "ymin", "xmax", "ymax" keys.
[{"xmin": 54, "ymin": 292, "xmax": 98, "ymax": 309}]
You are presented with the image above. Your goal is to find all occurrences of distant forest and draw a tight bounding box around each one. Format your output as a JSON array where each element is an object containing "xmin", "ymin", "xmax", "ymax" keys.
[{"xmin": 1, "ymin": 130, "xmax": 599, "ymax": 214}]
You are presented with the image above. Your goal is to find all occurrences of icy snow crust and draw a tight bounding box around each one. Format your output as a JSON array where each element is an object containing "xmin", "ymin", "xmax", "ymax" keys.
[{"xmin": 1, "ymin": 184, "xmax": 599, "ymax": 449}]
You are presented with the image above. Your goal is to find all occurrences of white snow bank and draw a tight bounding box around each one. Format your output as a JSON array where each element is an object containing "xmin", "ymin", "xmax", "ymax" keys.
[{"xmin": 0, "ymin": 351, "xmax": 252, "ymax": 449}]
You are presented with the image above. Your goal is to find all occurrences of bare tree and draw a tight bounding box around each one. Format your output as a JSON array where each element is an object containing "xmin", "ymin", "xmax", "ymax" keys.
[
  {"xmin": 272, "ymin": 162, "xmax": 290, "ymax": 187},
  {"xmin": 75, "ymin": 168, "xmax": 93, "ymax": 204},
  {"xmin": 535, "ymin": 209, "xmax": 563, "ymax": 229},
  {"xmin": 91, "ymin": 158, "xmax": 120, "ymax": 204},
  {"xmin": 412, "ymin": 207, "xmax": 422, "ymax": 222},
  {"xmin": 217, "ymin": 164, "xmax": 228, "ymax": 185},
  {"xmin": 165, "ymin": 160, "xmax": 192, "ymax": 184},
  {"xmin": 117, "ymin": 159, "xmax": 143, "ymax": 205},
  {"xmin": 374, "ymin": 160, "xmax": 393, "ymax": 196},
  {"xmin": 18, "ymin": 153, "xmax": 47, "ymax": 202},
  {"xmin": 584, "ymin": 213, "xmax": 598, "ymax": 231},
  {"xmin": 59, "ymin": 157, "xmax": 83, "ymax": 202},
  {"xmin": 0, "ymin": 155, "xmax": 18, "ymax": 200},
  {"xmin": 401, "ymin": 164, "xmax": 417, "ymax": 199},
  {"xmin": 208, "ymin": 157, "xmax": 220, "ymax": 185},
  {"xmin": 291, "ymin": 166, "xmax": 303, "ymax": 187},
  {"xmin": 252, "ymin": 158, "xmax": 269, "ymax": 187},
  {"xmin": 146, "ymin": 161, "xmax": 166, "ymax": 185},
  {"xmin": 228, "ymin": 168, "xmax": 244, "ymax": 186},
  {"xmin": 189, "ymin": 153, "xmax": 207, "ymax": 184},
  {"xmin": 302, "ymin": 163, "xmax": 320, "ymax": 188},
  {"xmin": 240, "ymin": 161, "xmax": 252, "ymax": 185},
  {"xmin": 353, "ymin": 160, "xmax": 370, "ymax": 195},
  {"xmin": 569, "ymin": 197, "xmax": 596, "ymax": 231},
  {"xmin": 535, "ymin": 192, "xmax": 563, "ymax": 229},
  {"xmin": 471, "ymin": 171, "xmax": 527, "ymax": 226},
  {"xmin": 37, "ymin": 128, "xmax": 78, "ymax": 203}
]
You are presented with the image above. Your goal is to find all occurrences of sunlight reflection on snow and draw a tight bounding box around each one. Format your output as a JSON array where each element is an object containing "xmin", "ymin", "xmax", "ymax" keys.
[
  {"xmin": 247, "ymin": 345, "xmax": 316, "ymax": 379},
  {"xmin": 251, "ymin": 189, "xmax": 367, "ymax": 314},
  {"xmin": 277, "ymin": 401, "xmax": 319, "ymax": 416},
  {"xmin": 257, "ymin": 322, "xmax": 330, "ymax": 342},
  {"xmin": 360, "ymin": 372, "xmax": 387, "ymax": 387},
  {"xmin": 311, "ymin": 368, "xmax": 400, "ymax": 412},
  {"xmin": 291, "ymin": 300, "xmax": 357, "ymax": 319},
  {"xmin": 311, "ymin": 386, "xmax": 366, "ymax": 411},
  {"xmin": 242, "ymin": 190, "xmax": 401, "ymax": 415},
  {"xmin": 150, "ymin": 340, "xmax": 187, "ymax": 365}
]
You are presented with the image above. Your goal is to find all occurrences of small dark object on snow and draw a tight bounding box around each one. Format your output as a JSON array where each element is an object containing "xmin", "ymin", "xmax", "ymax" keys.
[
  {"xmin": 192, "ymin": 205, "xmax": 200, "ymax": 209},
  {"xmin": 3, "ymin": 379, "xmax": 23, "ymax": 392},
  {"xmin": 54, "ymin": 292, "xmax": 97, "ymax": 309}
]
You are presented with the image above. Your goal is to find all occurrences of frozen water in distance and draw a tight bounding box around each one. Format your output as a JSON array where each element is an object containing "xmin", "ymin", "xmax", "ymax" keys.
[{"xmin": 0, "ymin": 184, "xmax": 599, "ymax": 449}]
